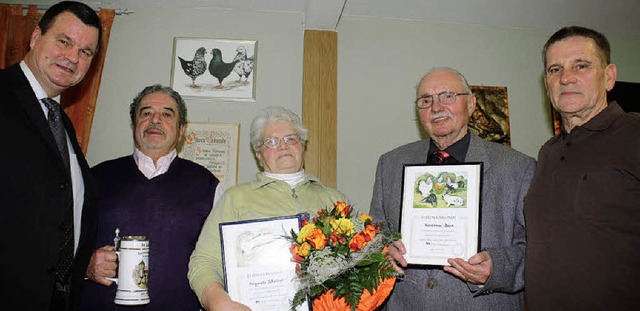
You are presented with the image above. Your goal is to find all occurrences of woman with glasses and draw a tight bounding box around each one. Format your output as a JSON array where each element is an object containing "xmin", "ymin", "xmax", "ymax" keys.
[{"xmin": 188, "ymin": 106, "xmax": 347, "ymax": 311}]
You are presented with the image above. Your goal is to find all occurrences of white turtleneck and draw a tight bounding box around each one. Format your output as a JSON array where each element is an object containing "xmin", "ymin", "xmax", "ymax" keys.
[{"xmin": 263, "ymin": 170, "xmax": 306, "ymax": 188}]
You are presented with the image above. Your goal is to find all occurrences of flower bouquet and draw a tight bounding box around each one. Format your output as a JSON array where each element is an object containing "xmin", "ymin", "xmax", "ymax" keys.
[{"xmin": 289, "ymin": 202, "xmax": 401, "ymax": 311}]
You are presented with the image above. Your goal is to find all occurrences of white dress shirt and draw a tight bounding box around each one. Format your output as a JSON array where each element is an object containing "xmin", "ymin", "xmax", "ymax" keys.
[{"xmin": 20, "ymin": 61, "xmax": 85, "ymax": 253}]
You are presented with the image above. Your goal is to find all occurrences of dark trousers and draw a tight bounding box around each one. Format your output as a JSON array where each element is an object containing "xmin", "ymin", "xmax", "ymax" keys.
[{"xmin": 50, "ymin": 280, "xmax": 70, "ymax": 311}]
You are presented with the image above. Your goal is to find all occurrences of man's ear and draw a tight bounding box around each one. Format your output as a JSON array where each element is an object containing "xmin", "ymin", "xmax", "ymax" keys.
[
  {"xmin": 467, "ymin": 93, "xmax": 477, "ymax": 114},
  {"xmin": 29, "ymin": 26, "xmax": 42, "ymax": 49},
  {"xmin": 605, "ymin": 63, "xmax": 617, "ymax": 92}
]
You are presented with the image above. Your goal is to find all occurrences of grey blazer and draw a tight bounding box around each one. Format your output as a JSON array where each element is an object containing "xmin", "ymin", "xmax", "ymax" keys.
[{"xmin": 370, "ymin": 133, "xmax": 535, "ymax": 311}]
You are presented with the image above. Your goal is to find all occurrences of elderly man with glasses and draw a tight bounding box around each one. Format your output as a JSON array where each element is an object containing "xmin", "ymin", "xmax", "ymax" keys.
[
  {"xmin": 369, "ymin": 67, "xmax": 536, "ymax": 310},
  {"xmin": 188, "ymin": 106, "xmax": 347, "ymax": 311}
]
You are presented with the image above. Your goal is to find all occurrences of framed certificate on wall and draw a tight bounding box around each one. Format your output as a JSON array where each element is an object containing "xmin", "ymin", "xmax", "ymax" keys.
[{"xmin": 179, "ymin": 122, "xmax": 239, "ymax": 190}]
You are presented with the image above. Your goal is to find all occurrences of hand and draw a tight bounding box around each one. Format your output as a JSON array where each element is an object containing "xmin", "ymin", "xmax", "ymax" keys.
[
  {"xmin": 387, "ymin": 240, "xmax": 408, "ymax": 274},
  {"xmin": 443, "ymin": 250, "xmax": 492, "ymax": 285},
  {"xmin": 201, "ymin": 282, "xmax": 251, "ymax": 311},
  {"xmin": 86, "ymin": 245, "xmax": 118, "ymax": 286}
]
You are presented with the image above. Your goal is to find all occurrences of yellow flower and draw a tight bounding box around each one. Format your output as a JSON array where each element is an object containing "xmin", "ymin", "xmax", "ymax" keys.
[
  {"xmin": 297, "ymin": 223, "xmax": 316, "ymax": 243},
  {"xmin": 298, "ymin": 242, "xmax": 311, "ymax": 256},
  {"xmin": 359, "ymin": 213, "xmax": 373, "ymax": 223},
  {"xmin": 331, "ymin": 218, "xmax": 354, "ymax": 236}
]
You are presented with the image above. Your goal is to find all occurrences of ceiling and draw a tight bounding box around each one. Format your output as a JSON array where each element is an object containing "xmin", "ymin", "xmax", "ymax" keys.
[{"xmin": 97, "ymin": 0, "xmax": 640, "ymax": 37}]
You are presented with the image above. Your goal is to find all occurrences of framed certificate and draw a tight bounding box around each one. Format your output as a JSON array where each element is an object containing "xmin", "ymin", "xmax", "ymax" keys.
[
  {"xmin": 220, "ymin": 215, "xmax": 310, "ymax": 311},
  {"xmin": 179, "ymin": 122, "xmax": 240, "ymax": 190},
  {"xmin": 399, "ymin": 163, "xmax": 483, "ymax": 266}
]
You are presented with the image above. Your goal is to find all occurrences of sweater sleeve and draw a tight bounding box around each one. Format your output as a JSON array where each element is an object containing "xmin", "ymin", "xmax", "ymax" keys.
[{"xmin": 188, "ymin": 190, "xmax": 236, "ymax": 302}]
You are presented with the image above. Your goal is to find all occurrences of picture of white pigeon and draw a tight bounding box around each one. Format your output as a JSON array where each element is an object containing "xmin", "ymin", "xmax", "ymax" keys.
[
  {"xmin": 418, "ymin": 178, "xmax": 433, "ymax": 198},
  {"xmin": 446, "ymin": 176, "xmax": 459, "ymax": 191}
]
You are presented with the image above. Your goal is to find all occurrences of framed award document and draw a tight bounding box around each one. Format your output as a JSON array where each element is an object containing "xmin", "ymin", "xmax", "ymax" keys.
[
  {"xmin": 220, "ymin": 215, "xmax": 310, "ymax": 311},
  {"xmin": 400, "ymin": 163, "xmax": 483, "ymax": 266}
]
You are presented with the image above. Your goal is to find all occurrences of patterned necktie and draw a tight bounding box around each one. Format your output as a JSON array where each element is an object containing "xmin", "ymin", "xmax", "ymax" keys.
[
  {"xmin": 42, "ymin": 98, "xmax": 70, "ymax": 171},
  {"xmin": 430, "ymin": 150, "xmax": 452, "ymax": 164},
  {"xmin": 42, "ymin": 98, "xmax": 74, "ymax": 282}
]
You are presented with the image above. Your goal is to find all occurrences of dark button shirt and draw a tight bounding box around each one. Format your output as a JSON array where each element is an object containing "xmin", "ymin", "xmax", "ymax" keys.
[
  {"xmin": 524, "ymin": 102, "xmax": 640, "ymax": 311},
  {"xmin": 428, "ymin": 130, "xmax": 471, "ymax": 163}
]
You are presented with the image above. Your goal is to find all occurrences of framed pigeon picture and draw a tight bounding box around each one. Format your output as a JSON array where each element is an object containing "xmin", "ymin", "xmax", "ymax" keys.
[{"xmin": 170, "ymin": 37, "xmax": 256, "ymax": 101}]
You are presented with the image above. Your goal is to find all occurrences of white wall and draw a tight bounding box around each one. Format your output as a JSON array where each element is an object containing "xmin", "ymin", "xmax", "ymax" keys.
[
  {"xmin": 86, "ymin": 4, "xmax": 304, "ymax": 185},
  {"xmin": 7, "ymin": 2, "xmax": 640, "ymax": 212},
  {"xmin": 336, "ymin": 16, "xmax": 640, "ymax": 212}
]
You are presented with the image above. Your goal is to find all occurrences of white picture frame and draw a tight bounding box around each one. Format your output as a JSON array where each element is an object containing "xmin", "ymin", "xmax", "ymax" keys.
[
  {"xmin": 400, "ymin": 163, "xmax": 483, "ymax": 265},
  {"xmin": 220, "ymin": 216, "xmax": 310, "ymax": 311},
  {"xmin": 170, "ymin": 37, "xmax": 256, "ymax": 101}
]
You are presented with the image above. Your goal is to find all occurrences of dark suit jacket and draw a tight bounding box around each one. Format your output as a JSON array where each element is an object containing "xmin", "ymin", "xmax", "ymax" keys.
[
  {"xmin": 369, "ymin": 133, "xmax": 536, "ymax": 311},
  {"xmin": 0, "ymin": 64, "xmax": 97, "ymax": 310}
]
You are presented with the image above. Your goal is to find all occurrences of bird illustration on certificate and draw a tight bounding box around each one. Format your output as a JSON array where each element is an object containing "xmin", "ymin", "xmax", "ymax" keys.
[
  {"xmin": 171, "ymin": 37, "xmax": 256, "ymax": 101},
  {"xmin": 400, "ymin": 163, "xmax": 482, "ymax": 266}
]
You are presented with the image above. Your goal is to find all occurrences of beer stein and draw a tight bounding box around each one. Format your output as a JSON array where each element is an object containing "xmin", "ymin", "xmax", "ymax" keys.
[{"xmin": 106, "ymin": 229, "xmax": 150, "ymax": 305}]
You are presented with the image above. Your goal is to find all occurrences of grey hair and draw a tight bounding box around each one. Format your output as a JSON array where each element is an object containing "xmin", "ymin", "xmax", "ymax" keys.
[
  {"xmin": 250, "ymin": 106, "xmax": 308, "ymax": 152},
  {"xmin": 416, "ymin": 67, "xmax": 472, "ymax": 94},
  {"xmin": 129, "ymin": 84, "xmax": 187, "ymax": 127}
]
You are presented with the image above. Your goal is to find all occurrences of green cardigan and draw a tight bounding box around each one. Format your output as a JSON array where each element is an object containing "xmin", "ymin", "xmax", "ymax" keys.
[{"xmin": 188, "ymin": 173, "xmax": 347, "ymax": 302}]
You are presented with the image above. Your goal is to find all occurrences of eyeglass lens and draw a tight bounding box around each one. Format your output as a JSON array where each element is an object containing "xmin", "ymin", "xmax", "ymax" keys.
[{"xmin": 263, "ymin": 135, "xmax": 300, "ymax": 148}]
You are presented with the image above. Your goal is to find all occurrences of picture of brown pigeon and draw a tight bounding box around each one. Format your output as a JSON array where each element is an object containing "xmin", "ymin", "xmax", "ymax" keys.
[
  {"xmin": 177, "ymin": 47, "xmax": 207, "ymax": 88},
  {"xmin": 208, "ymin": 48, "xmax": 239, "ymax": 89}
]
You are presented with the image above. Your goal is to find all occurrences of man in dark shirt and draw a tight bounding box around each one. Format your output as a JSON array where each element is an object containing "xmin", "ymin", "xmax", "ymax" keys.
[
  {"xmin": 524, "ymin": 26, "xmax": 640, "ymax": 310},
  {"xmin": 80, "ymin": 85, "xmax": 222, "ymax": 311}
]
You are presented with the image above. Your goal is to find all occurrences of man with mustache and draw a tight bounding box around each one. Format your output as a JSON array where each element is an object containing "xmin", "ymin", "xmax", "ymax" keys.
[
  {"xmin": 369, "ymin": 67, "xmax": 535, "ymax": 310},
  {"xmin": 0, "ymin": 2, "xmax": 102, "ymax": 310},
  {"xmin": 80, "ymin": 85, "xmax": 223, "ymax": 311},
  {"xmin": 524, "ymin": 26, "xmax": 640, "ymax": 311}
]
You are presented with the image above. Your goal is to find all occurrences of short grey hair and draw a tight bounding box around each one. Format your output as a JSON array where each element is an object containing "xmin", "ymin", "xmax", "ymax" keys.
[
  {"xmin": 250, "ymin": 106, "xmax": 308, "ymax": 152},
  {"xmin": 416, "ymin": 67, "xmax": 472, "ymax": 94},
  {"xmin": 129, "ymin": 84, "xmax": 187, "ymax": 127}
]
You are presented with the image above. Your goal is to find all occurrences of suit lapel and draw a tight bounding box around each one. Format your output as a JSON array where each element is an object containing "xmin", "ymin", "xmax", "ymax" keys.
[
  {"xmin": 8, "ymin": 65, "xmax": 67, "ymax": 166},
  {"xmin": 465, "ymin": 133, "xmax": 491, "ymax": 174}
]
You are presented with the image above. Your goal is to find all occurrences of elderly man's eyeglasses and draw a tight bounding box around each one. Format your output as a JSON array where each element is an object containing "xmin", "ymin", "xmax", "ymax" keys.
[
  {"xmin": 415, "ymin": 91, "xmax": 470, "ymax": 109},
  {"xmin": 261, "ymin": 134, "xmax": 301, "ymax": 149}
]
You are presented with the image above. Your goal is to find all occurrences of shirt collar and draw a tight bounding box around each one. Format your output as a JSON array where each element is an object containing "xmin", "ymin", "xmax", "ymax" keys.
[
  {"xmin": 19, "ymin": 61, "xmax": 60, "ymax": 102},
  {"xmin": 133, "ymin": 148, "xmax": 177, "ymax": 179},
  {"xmin": 428, "ymin": 130, "xmax": 471, "ymax": 162},
  {"xmin": 557, "ymin": 102, "xmax": 624, "ymax": 141}
]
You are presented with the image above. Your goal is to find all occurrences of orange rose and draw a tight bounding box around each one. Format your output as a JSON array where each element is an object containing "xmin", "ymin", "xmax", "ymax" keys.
[
  {"xmin": 290, "ymin": 242, "xmax": 311, "ymax": 262},
  {"xmin": 363, "ymin": 224, "xmax": 377, "ymax": 240},
  {"xmin": 349, "ymin": 233, "xmax": 368, "ymax": 252},
  {"xmin": 307, "ymin": 228, "xmax": 327, "ymax": 249},
  {"xmin": 334, "ymin": 201, "xmax": 351, "ymax": 217}
]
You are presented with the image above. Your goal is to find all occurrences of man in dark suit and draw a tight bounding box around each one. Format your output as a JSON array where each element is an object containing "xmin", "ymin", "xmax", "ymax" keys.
[
  {"xmin": 369, "ymin": 67, "xmax": 535, "ymax": 310},
  {"xmin": 0, "ymin": 2, "xmax": 102, "ymax": 310}
]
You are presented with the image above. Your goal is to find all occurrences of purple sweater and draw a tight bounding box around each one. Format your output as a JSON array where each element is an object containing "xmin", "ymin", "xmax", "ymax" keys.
[{"xmin": 81, "ymin": 156, "xmax": 218, "ymax": 311}]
